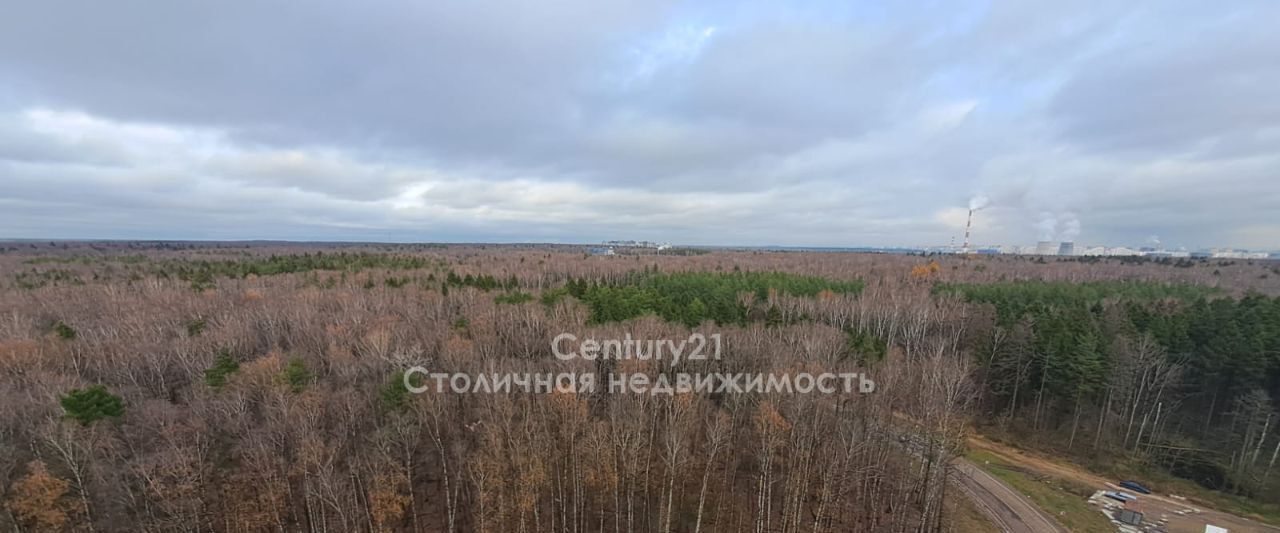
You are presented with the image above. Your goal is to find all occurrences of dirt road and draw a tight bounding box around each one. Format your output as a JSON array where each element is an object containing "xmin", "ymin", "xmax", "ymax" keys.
[{"xmin": 953, "ymin": 457, "xmax": 1068, "ymax": 533}]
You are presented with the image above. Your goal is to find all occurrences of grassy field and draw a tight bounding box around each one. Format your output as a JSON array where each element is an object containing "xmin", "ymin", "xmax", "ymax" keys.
[{"xmin": 966, "ymin": 449, "xmax": 1114, "ymax": 532}]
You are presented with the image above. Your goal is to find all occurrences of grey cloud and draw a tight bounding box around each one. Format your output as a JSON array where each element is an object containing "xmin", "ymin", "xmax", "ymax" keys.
[
  {"xmin": 0, "ymin": 0, "xmax": 675, "ymax": 159},
  {"xmin": 1049, "ymin": 3, "xmax": 1280, "ymax": 153},
  {"xmin": 0, "ymin": 0, "xmax": 1277, "ymax": 249}
]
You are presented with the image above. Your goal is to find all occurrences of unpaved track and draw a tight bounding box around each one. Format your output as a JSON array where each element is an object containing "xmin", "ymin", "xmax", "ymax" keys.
[{"xmin": 953, "ymin": 458, "xmax": 1068, "ymax": 533}]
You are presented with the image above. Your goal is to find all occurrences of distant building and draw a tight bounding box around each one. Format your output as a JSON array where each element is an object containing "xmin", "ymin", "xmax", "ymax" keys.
[
  {"xmin": 586, "ymin": 247, "xmax": 615, "ymax": 256},
  {"xmin": 604, "ymin": 240, "xmax": 671, "ymax": 250},
  {"xmin": 1057, "ymin": 242, "xmax": 1075, "ymax": 256},
  {"xmin": 1079, "ymin": 246, "xmax": 1140, "ymax": 256},
  {"xmin": 1211, "ymin": 250, "xmax": 1268, "ymax": 259},
  {"xmin": 1035, "ymin": 241, "xmax": 1057, "ymax": 255}
]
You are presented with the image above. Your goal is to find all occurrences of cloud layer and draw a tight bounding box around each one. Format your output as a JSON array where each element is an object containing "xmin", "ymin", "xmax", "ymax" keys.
[{"xmin": 1, "ymin": 0, "xmax": 1277, "ymax": 248}]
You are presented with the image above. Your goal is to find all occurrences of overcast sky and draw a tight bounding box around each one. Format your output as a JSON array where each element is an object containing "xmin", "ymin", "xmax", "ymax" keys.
[{"xmin": 1, "ymin": 1, "xmax": 1277, "ymax": 249}]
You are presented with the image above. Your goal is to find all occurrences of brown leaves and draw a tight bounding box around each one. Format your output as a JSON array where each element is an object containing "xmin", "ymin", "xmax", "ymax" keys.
[
  {"xmin": 7, "ymin": 460, "xmax": 77, "ymax": 531},
  {"xmin": 0, "ymin": 339, "xmax": 41, "ymax": 375},
  {"xmin": 368, "ymin": 472, "xmax": 411, "ymax": 531},
  {"xmin": 237, "ymin": 351, "xmax": 285, "ymax": 391},
  {"xmin": 755, "ymin": 401, "xmax": 793, "ymax": 438},
  {"xmin": 910, "ymin": 260, "xmax": 941, "ymax": 280}
]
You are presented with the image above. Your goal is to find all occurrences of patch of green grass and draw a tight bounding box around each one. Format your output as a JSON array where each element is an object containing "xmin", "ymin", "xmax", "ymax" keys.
[{"xmin": 966, "ymin": 449, "xmax": 1113, "ymax": 532}]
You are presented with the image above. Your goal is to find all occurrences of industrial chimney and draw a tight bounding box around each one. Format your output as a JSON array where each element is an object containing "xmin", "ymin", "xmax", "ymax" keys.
[
  {"xmin": 1058, "ymin": 242, "xmax": 1075, "ymax": 256},
  {"xmin": 962, "ymin": 209, "xmax": 973, "ymax": 253}
]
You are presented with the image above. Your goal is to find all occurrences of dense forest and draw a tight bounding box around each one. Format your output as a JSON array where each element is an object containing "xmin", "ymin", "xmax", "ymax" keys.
[
  {"xmin": 943, "ymin": 281, "xmax": 1280, "ymax": 496},
  {"xmin": 0, "ymin": 242, "xmax": 1277, "ymax": 532},
  {"xmin": 577, "ymin": 270, "xmax": 865, "ymax": 326}
]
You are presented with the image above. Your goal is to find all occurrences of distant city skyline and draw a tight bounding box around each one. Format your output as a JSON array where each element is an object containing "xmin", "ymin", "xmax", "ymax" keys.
[{"xmin": 2, "ymin": 1, "xmax": 1278, "ymax": 249}]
